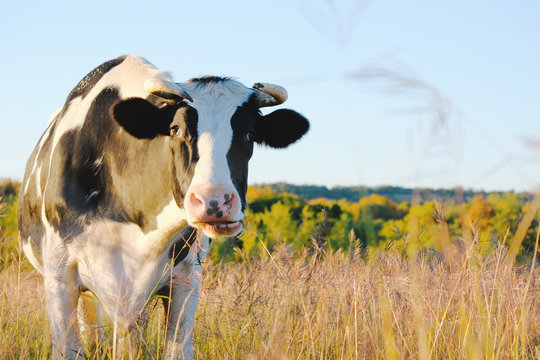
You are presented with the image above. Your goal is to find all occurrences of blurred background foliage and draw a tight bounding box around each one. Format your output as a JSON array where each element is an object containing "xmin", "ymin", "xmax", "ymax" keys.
[
  {"xmin": 1, "ymin": 179, "xmax": 537, "ymax": 268},
  {"xmin": 213, "ymin": 184, "xmax": 538, "ymax": 263},
  {"xmin": 0, "ymin": 179, "xmax": 20, "ymax": 270}
]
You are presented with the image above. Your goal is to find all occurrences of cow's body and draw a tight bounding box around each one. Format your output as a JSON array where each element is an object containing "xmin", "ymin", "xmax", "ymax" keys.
[{"xmin": 18, "ymin": 55, "xmax": 309, "ymax": 359}]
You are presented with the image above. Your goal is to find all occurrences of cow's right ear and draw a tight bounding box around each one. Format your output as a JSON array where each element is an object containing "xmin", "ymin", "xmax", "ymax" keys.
[{"xmin": 111, "ymin": 97, "xmax": 170, "ymax": 139}]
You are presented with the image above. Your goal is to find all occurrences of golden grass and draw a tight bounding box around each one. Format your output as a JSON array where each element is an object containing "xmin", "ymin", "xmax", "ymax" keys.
[
  {"xmin": 1, "ymin": 235, "xmax": 538, "ymax": 360},
  {"xmin": 198, "ymin": 243, "xmax": 539, "ymax": 359},
  {"xmin": 1, "ymin": 193, "xmax": 539, "ymax": 359}
]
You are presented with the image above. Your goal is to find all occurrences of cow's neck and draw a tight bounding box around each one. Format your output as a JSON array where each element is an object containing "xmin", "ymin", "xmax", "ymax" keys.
[{"xmin": 106, "ymin": 134, "xmax": 186, "ymax": 234}]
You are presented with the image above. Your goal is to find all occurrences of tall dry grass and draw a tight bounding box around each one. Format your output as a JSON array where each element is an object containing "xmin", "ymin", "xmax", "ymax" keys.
[
  {"xmin": 0, "ymin": 213, "xmax": 538, "ymax": 359},
  {"xmin": 196, "ymin": 240, "xmax": 539, "ymax": 359}
]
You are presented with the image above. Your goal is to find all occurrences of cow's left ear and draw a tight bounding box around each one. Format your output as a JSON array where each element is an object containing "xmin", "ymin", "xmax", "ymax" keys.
[
  {"xmin": 111, "ymin": 97, "xmax": 170, "ymax": 139},
  {"xmin": 255, "ymin": 109, "xmax": 309, "ymax": 148}
]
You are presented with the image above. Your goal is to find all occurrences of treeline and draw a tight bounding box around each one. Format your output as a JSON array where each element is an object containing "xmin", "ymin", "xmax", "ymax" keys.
[
  {"xmin": 256, "ymin": 182, "xmax": 531, "ymax": 204},
  {"xmin": 211, "ymin": 184, "xmax": 538, "ymax": 262}
]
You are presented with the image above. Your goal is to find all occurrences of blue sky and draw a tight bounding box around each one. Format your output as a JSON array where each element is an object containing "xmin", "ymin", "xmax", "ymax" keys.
[{"xmin": 1, "ymin": 1, "xmax": 539, "ymax": 192}]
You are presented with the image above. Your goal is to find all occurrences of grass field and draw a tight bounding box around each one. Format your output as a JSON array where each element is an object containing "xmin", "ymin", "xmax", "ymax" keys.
[{"xmin": 0, "ymin": 228, "xmax": 538, "ymax": 359}]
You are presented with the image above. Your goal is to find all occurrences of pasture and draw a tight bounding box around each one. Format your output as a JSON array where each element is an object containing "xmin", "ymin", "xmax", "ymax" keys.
[{"xmin": 1, "ymin": 206, "xmax": 538, "ymax": 359}]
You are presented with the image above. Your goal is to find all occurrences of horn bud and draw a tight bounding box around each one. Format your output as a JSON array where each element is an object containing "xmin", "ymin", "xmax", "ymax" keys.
[
  {"xmin": 252, "ymin": 82, "xmax": 288, "ymax": 107},
  {"xmin": 144, "ymin": 79, "xmax": 193, "ymax": 102}
]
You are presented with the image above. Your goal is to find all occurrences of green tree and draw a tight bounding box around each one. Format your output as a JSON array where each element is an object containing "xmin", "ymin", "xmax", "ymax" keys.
[
  {"xmin": 467, "ymin": 195, "xmax": 494, "ymax": 231},
  {"xmin": 379, "ymin": 202, "xmax": 436, "ymax": 254},
  {"xmin": 488, "ymin": 193, "xmax": 522, "ymax": 243},
  {"xmin": 293, "ymin": 205, "xmax": 319, "ymax": 250},
  {"xmin": 0, "ymin": 196, "xmax": 19, "ymax": 270},
  {"xmin": 254, "ymin": 202, "xmax": 298, "ymax": 249},
  {"xmin": 0, "ymin": 180, "xmax": 20, "ymax": 198},
  {"xmin": 329, "ymin": 210, "xmax": 355, "ymax": 250},
  {"xmin": 0, "ymin": 197, "xmax": 18, "ymax": 240}
]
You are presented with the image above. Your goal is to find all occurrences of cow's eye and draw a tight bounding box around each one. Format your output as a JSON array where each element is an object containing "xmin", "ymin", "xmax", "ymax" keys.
[
  {"xmin": 246, "ymin": 132, "xmax": 254, "ymax": 142},
  {"xmin": 170, "ymin": 125, "xmax": 181, "ymax": 137}
]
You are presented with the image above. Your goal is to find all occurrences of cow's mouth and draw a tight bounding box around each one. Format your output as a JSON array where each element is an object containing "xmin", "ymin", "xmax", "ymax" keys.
[{"xmin": 195, "ymin": 220, "xmax": 244, "ymax": 237}]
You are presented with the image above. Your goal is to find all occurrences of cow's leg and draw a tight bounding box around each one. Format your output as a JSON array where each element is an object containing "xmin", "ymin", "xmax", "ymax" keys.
[
  {"xmin": 77, "ymin": 292, "xmax": 104, "ymax": 354},
  {"xmin": 164, "ymin": 235, "xmax": 209, "ymax": 360},
  {"xmin": 163, "ymin": 262, "xmax": 200, "ymax": 360},
  {"xmin": 113, "ymin": 308, "xmax": 148, "ymax": 359},
  {"xmin": 43, "ymin": 264, "xmax": 84, "ymax": 360}
]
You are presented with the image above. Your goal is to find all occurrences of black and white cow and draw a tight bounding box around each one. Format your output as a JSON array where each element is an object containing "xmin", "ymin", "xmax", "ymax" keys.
[{"xmin": 18, "ymin": 55, "xmax": 309, "ymax": 359}]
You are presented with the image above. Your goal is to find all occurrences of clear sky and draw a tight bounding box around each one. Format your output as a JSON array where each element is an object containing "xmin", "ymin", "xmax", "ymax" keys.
[{"xmin": 1, "ymin": 1, "xmax": 539, "ymax": 192}]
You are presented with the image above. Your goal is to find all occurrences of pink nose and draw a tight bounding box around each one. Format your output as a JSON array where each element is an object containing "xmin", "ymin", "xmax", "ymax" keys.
[{"xmin": 185, "ymin": 185, "xmax": 241, "ymax": 222}]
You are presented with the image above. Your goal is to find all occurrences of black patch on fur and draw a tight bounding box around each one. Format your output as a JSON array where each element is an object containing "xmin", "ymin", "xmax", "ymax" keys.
[
  {"xmin": 17, "ymin": 190, "xmax": 45, "ymax": 260},
  {"xmin": 227, "ymin": 103, "xmax": 257, "ymax": 211},
  {"xmin": 170, "ymin": 106, "xmax": 199, "ymax": 209},
  {"xmin": 62, "ymin": 88, "xmax": 119, "ymax": 211},
  {"xmin": 45, "ymin": 87, "xmax": 121, "ymax": 240},
  {"xmin": 169, "ymin": 226, "xmax": 197, "ymax": 266}
]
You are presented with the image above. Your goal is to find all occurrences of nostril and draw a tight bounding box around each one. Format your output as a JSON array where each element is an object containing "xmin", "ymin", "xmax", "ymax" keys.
[
  {"xmin": 191, "ymin": 192, "xmax": 204, "ymax": 206},
  {"xmin": 223, "ymin": 193, "xmax": 233, "ymax": 205}
]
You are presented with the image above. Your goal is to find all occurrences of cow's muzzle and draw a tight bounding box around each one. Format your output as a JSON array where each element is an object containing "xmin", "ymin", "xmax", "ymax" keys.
[{"xmin": 185, "ymin": 184, "xmax": 244, "ymax": 237}]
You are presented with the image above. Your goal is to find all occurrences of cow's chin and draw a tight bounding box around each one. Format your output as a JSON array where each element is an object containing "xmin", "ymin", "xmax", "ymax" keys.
[{"xmin": 192, "ymin": 220, "xmax": 244, "ymax": 238}]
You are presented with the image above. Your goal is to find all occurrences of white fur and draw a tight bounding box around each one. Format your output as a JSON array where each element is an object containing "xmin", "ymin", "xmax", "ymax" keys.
[
  {"xmin": 71, "ymin": 198, "xmax": 188, "ymax": 326},
  {"xmin": 35, "ymin": 166, "xmax": 42, "ymax": 198},
  {"xmin": 21, "ymin": 241, "xmax": 43, "ymax": 273},
  {"xmin": 23, "ymin": 174, "xmax": 31, "ymax": 195}
]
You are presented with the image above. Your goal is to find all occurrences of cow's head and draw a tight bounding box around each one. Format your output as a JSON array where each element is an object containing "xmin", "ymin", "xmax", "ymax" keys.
[{"xmin": 111, "ymin": 77, "xmax": 309, "ymax": 238}]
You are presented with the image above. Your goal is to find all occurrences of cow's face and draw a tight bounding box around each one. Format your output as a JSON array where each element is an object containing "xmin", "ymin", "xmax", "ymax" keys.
[{"xmin": 112, "ymin": 77, "xmax": 309, "ymax": 238}]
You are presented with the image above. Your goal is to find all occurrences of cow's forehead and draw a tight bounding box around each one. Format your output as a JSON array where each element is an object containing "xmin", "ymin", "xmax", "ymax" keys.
[{"xmin": 181, "ymin": 78, "xmax": 254, "ymax": 127}]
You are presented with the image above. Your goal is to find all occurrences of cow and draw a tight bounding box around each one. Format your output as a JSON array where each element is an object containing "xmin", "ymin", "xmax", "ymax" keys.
[{"xmin": 18, "ymin": 55, "xmax": 309, "ymax": 359}]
